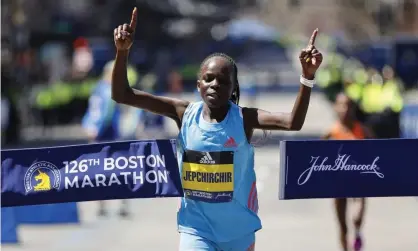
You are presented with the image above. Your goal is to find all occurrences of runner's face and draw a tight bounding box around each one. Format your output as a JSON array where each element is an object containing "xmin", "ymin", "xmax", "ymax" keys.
[{"xmin": 198, "ymin": 57, "xmax": 235, "ymax": 108}]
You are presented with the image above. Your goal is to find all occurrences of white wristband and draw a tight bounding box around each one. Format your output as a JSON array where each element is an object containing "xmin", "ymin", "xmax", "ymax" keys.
[{"xmin": 300, "ymin": 75, "xmax": 315, "ymax": 88}]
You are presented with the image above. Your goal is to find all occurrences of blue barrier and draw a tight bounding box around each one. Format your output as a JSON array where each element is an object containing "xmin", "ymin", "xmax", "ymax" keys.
[
  {"xmin": 1, "ymin": 139, "xmax": 182, "ymax": 207},
  {"xmin": 401, "ymin": 103, "xmax": 418, "ymax": 139},
  {"xmin": 1, "ymin": 204, "xmax": 79, "ymax": 246},
  {"xmin": 279, "ymin": 138, "xmax": 418, "ymax": 200},
  {"xmin": 1, "ymin": 207, "xmax": 19, "ymax": 244},
  {"xmin": 15, "ymin": 203, "xmax": 79, "ymax": 224}
]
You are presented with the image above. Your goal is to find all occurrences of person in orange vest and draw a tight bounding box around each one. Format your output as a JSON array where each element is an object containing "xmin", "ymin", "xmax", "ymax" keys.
[{"xmin": 323, "ymin": 92, "xmax": 374, "ymax": 251}]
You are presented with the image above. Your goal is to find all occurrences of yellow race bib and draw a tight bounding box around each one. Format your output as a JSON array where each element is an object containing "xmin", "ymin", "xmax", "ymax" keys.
[{"xmin": 182, "ymin": 150, "xmax": 234, "ymax": 203}]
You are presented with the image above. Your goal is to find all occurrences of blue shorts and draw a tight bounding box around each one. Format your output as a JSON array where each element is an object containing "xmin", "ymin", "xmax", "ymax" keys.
[{"xmin": 179, "ymin": 232, "xmax": 255, "ymax": 251}]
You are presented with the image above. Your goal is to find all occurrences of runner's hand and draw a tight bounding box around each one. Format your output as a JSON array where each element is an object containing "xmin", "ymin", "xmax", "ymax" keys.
[
  {"xmin": 299, "ymin": 29, "xmax": 323, "ymax": 80},
  {"xmin": 114, "ymin": 7, "xmax": 137, "ymax": 51}
]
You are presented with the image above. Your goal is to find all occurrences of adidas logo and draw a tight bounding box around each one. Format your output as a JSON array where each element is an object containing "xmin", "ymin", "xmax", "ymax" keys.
[
  {"xmin": 223, "ymin": 137, "xmax": 237, "ymax": 148},
  {"xmin": 199, "ymin": 152, "xmax": 215, "ymax": 164}
]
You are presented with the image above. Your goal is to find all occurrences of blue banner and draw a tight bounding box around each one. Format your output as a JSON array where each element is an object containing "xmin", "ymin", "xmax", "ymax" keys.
[
  {"xmin": 1, "ymin": 139, "xmax": 183, "ymax": 207},
  {"xmin": 279, "ymin": 139, "xmax": 418, "ymax": 200}
]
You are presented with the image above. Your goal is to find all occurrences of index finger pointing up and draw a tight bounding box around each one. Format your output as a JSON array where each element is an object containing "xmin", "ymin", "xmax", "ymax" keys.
[
  {"xmin": 308, "ymin": 28, "xmax": 319, "ymax": 46},
  {"xmin": 129, "ymin": 7, "xmax": 138, "ymax": 30}
]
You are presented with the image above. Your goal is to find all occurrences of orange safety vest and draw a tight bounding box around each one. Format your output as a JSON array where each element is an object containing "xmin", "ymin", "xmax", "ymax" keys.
[{"xmin": 329, "ymin": 122, "xmax": 365, "ymax": 140}]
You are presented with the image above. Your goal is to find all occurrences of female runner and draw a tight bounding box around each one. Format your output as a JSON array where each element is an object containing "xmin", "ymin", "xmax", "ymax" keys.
[
  {"xmin": 112, "ymin": 7, "xmax": 323, "ymax": 251},
  {"xmin": 323, "ymin": 92, "xmax": 374, "ymax": 251}
]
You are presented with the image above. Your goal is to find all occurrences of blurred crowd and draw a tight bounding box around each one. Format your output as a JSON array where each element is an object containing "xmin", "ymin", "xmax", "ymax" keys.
[
  {"xmin": 1, "ymin": 0, "xmax": 418, "ymax": 147},
  {"xmin": 317, "ymin": 55, "xmax": 405, "ymax": 139}
]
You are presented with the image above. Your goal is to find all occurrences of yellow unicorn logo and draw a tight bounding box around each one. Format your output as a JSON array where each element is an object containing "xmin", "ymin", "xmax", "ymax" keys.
[{"xmin": 33, "ymin": 169, "xmax": 51, "ymax": 191}]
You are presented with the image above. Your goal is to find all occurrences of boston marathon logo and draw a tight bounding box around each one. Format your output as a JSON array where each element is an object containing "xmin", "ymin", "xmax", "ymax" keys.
[
  {"xmin": 297, "ymin": 154, "xmax": 384, "ymax": 185},
  {"xmin": 182, "ymin": 150, "xmax": 234, "ymax": 203},
  {"xmin": 63, "ymin": 155, "xmax": 169, "ymax": 189},
  {"xmin": 24, "ymin": 161, "xmax": 61, "ymax": 193}
]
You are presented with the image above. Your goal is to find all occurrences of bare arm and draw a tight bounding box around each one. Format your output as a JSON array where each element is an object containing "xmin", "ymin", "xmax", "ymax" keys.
[
  {"xmin": 111, "ymin": 8, "xmax": 189, "ymax": 128},
  {"xmin": 243, "ymin": 29, "xmax": 322, "ymax": 132},
  {"xmin": 243, "ymin": 85, "xmax": 311, "ymax": 131},
  {"xmin": 112, "ymin": 50, "xmax": 189, "ymax": 127}
]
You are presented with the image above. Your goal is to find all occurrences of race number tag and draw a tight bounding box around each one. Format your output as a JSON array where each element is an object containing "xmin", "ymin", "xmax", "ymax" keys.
[{"xmin": 182, "ymin": 150, "xmax": 234, "ymax": 203}]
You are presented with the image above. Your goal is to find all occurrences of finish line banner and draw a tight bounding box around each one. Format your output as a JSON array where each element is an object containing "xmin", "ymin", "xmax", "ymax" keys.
[
  {"xmin": 279, "ymin": 138, "xmax": 418, "ymax": 200},
  {"xmin": 1, "ymin": 139, "xmax": 183, "ymax": 207}
]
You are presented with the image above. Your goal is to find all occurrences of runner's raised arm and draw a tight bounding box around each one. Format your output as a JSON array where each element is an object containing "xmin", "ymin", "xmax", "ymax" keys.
[{"xmin": 111, "ymin": 7, "xmax": 189, "ymax": 128}]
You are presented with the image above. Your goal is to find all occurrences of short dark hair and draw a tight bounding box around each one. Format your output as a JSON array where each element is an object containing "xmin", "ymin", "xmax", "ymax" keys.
[{"xmin": 198, "ymin": 53, "xmax": 240, "ymax": 105}]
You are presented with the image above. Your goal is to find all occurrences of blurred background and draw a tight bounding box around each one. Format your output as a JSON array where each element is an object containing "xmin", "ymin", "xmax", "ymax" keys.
[{"xmin": 1, "ymin": 0, "xmax": 418, "ymax": 250}]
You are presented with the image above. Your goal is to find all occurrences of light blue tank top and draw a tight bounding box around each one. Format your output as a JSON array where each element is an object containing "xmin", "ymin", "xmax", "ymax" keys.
[{"xmin": 176, "ymin": 101, "xmax": 262, "ymax": 243}]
